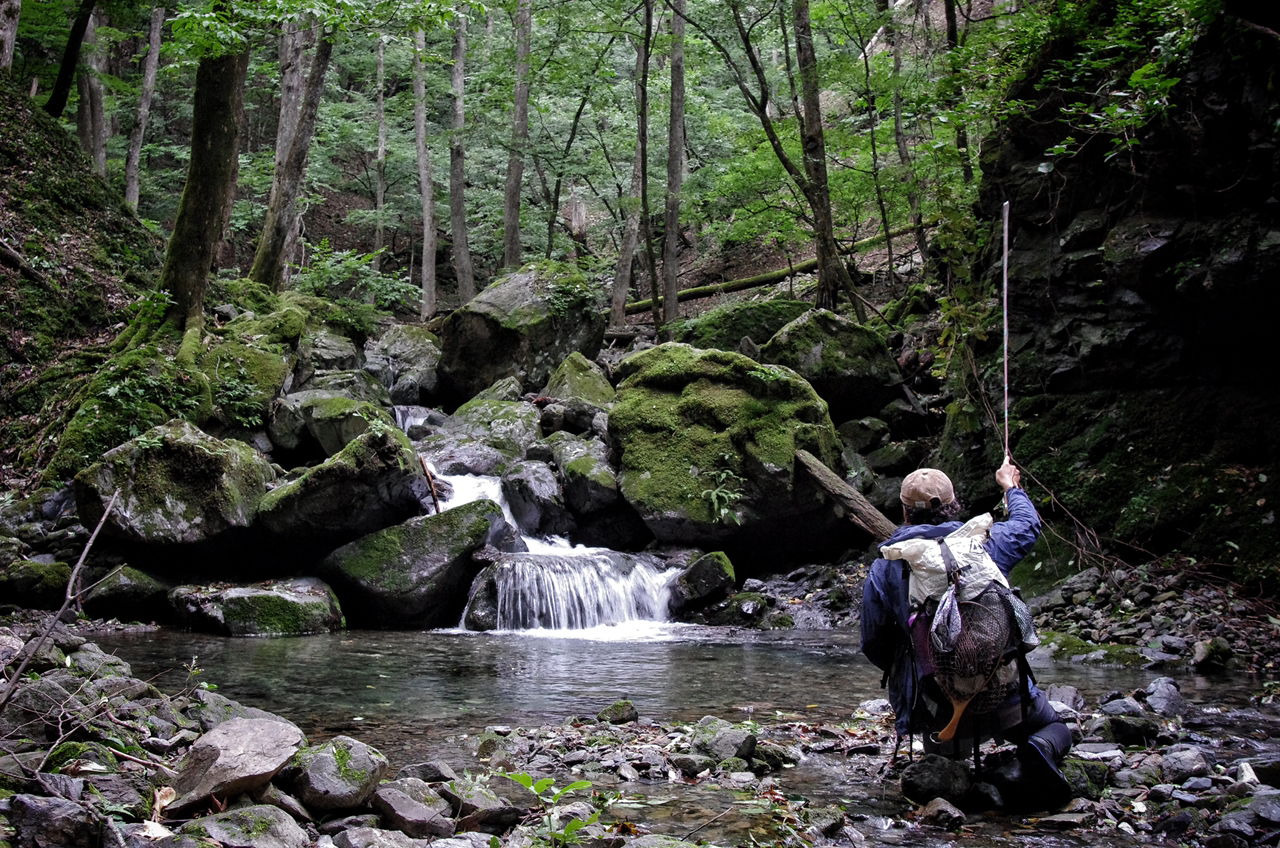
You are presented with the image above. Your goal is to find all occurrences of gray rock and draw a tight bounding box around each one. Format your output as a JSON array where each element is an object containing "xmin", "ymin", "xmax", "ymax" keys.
[
  {"xmin": 282, "ymin": 735, "xmax": 389, "ymax": 811},
  {"xmin": 542, "ymin": 351, "xmax": 615, "ymax": 407},
  {"xmin": 296, "ymin": 329, "xmax": 362, "ymax": 385},
  {"xmin": 437, "ymin": 264, "xmax": 607, "ymax": 400},
  {"xmin": 544, "ymin": 431, "xmax": 618, "ymax": 515},
  {"xmin": 168, "ymin": 577, "xmax": 344, "ymax": 637},
  {"xmin": 256, "ymin": 429, "xmax": 425, "ymax": 547},
  {"xmin": 333, "ymin": 827, "xmax": 434, "ymax": 848},
  {"xmin": 371, "ymin": 782, "xmax": 455, "ymax": 838},
  {"xmin": 73, "ymin": 421, "xmax": 275, "ymax": 548},
  {"xmin": 1163, "ymin": 747, "xmax": 1211, "ymax": 785},
  {"xmin": 269, "ymin": 391, "xmax": 394, "ymax": 456},
  {"xmin": 501, "ymin": 460, "xmax": 574, "ymax": 537},
  {"xmin": 667, "ymin": 551, "xmax": 735, "ymax": 615},
  {"xmin": 598, "ymin": 699, "xmax": 639, "ymax": 724},
  {"xmin": 1100, "ymin": 696, "xmax": 1145, "ymax": 717},
  {"xmin": 364, "ymin": 325, "xmax": 442, "ymax": 406},
  {"xmin": 919, "ymin": 797, "xmax": 966, "ymax": 828},
  {"xmin": 1145, "ymin": 677, "xmax": 1188, "ymax": 717},
  {"xmin": 320, "ymin": 499, "xmax": 518, "ymax": 628},
  {"xmin": 900, "ymin": 754, "xmax": 971, "ymax": 805},
  {"xmin": 186, "ymin": 689, "xmax": 302, "ymax": 733},
  {"xmin": 396, "ymin": 761, "xmax": 458, "ymax": 783},
  {"xmin": 177, "ymin": 804, "xmax": 309, "ymax": 848},
  {"xmin": 443, "ymin": 398, "xmax": 543, "ymax": 458},
  {"xmin": 8, "ymin": 793, "xmax": 100, "ymax": 848},
  {"xmin": 170, "ymin": 717, "xmax": 306, "ymax": 815}
]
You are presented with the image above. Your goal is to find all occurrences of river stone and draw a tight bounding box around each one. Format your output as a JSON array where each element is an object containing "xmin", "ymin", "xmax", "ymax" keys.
[
  {"xmin": 759, "ymin": 308, "xmax": 901, "ymax": 422},
  {"xmin": 295, "ymin": 329, "xmax": 362, "ymax": 385},
  {"xmin": 371, "ymin": 780, "xmax": 456, "ymax": 838},
  {"xmin": 282, "ymin": 735, "xmax": 389, "ymax": 811},
  {"xmin": 168, "ymin": 577, "xmax": 345, "ymax": 636},
  {"xmin": 542, "ymin": 351, "xmax": 615, "ymax": 407},
  {"xmin": 397, "ymin": 761, "xmax": 458, "ymax": 783},
  {"xmin": 0, "ymin": 559, "xmax": 71, "ymax": 609},
  {"xmin": 177, "ymin": 804, "xmax": 309, "ymax": 848},
  {"xmin": 436, "ymin": 263, "xmax": 607, "ymax": 401},
  {"xmin": 598, "ymin": 699, "xmax": 639, "ymax": 724},
  {"xmin": 364, "ymin": 324, "xmax": 442, "ymax": 405},
  {"xmin": 1146, "ymin": 677, "xmax": 1188, "ymax": 717},
  {"xmin": 474, "ymin": 375, "xmax": 525, "ymax": 402},
  {"xmin": 186, "ymin": 689, "xmax": 304, "ymax": 733},
  {"xmin": 73, "ymin": 421, "xmax": 275, "ymax": 549},
  {"xmin": 417, "ymin": 434, "xmax": 509, "ymax": 476},
  {"xmin": 82, "ymin": 566, "xmax": 171, "ymax": 623},
  {"xmin": 169, "ymin": 717, "xmax": 305, "ymax": 815},
  {"xmin": 443, "ymin": 397, "xmax": 543, "ymax": 458},
  {"xmin": 305, "ymin": 369, "xmax": 394, "ymax": 406},
  {"xmin": 901, "ymin": 753, "xmax": 971, "ymax": 805},
  {"xmin": 319, "ymin": 498, "xmax": 519, "ymax": 629},
  {"xmin": 8, "ymin": 793, "xmax": 100, "ymax": 848},
  {"xmin": 501, "ymin": 460, "xmax": 575, "ymax": 537},
  {"xmin": 1163, "ymin": 747, "xmax": 1212, "ymax": 785},
  {"xmin": 920, "ymin": 797, "xmax": 966, "ymax": 828},
  {"xmin": 1100, "ymin": 696, "xmax": 1145, "ymax": 717},
  {"xmin": 255, "ymin": 428, "xmax": 425, "ymax": 547},
  {"xmin": 269, "ymin": 392, "xmax": 395, "ymax": 457},
  {"xmin": 607, "ymin": 343, "xmax": 844, "ymax": 559},
  {"xmin": 333, "ymin": 827, "xmax": 435, "ymax": 848},
  {"xmin": 544, "ymin": 431, "xmax": 618, "ymax": 516},
  {"xmin": 667, "ymin": 551, "xmax": 736, "ymax": 615}
]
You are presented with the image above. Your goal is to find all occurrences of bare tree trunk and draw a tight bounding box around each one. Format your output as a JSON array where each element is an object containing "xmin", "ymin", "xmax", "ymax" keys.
[
  {"xmin": 273, "ymin": 19, "xmax": 313, "ymax": 283},
  {"xmin": 373, "ymin": 35, "xmax": 387, "ymax": 271},
  {"xmin": 413, "ymin": 27, "xmax": 437, "ymax": 319},
  {"xmin": 502, "ymin": 0, "xmax": 531, "ymax": 270},
  {"xmin": 160, "ymin": 47, "xmax": 250, "ymax": 348},
  {"xmin": 450, "ymin": 8, "xmax": 475, "ymax": 303},
  {"xmin": 124, "ymin": 6, "xmax": 162, "ymax": 211},
  {"xmin": 662, "ymin": 0, "xmax": 686, "ymax": 328},
  {"xmin": 75, "ymin": 11, "xmax": 106, "ymax": 175},
  {"xmin": 638, "ymin": 0, "xmax": 662, "ymax": 330},
  {"xmin": 0, "ymin": 0, "xmax": 21, "ymax": 71},
  {"xmin": 793, "ymin": 0, "xmax": 864, "ymax": 319},
  {"xmin": 248, "ymin": 30, "xmax": 334, "ymax": 291},
  {"xmin": 45, "ymin": 0, "xmax": 95, "ymax": 118},
  {"xmin": 891, "ymin": 17, "xmax": 929, "ymax": 265},
  {"xmin": 610, "ymin": 40, "xmax": 647, "ymax": 328}
]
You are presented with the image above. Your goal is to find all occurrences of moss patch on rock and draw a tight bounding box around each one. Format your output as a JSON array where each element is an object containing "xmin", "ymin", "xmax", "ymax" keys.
[{"xmin": 673, "ymin": 300, "xmax": 812, "ymax": 352}]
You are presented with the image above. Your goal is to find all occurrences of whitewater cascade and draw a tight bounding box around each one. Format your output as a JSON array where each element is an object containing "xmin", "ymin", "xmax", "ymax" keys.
[{"xmin": 406, "ymin": 436, "xmax": 676, "ymax": 631}]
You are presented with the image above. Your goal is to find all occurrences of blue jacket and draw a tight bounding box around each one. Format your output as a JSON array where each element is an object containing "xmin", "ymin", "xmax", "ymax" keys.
[{"xmin": 860, "ymin": 488, "xmax": 1042, "ymax": 738}]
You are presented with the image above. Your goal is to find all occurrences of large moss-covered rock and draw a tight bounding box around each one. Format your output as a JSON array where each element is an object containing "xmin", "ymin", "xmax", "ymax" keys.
[
  {"xmin": 607, "ymin": 343, "xmax": 845, "ymax": 566},
  {"xmin": 198, "ymin": 339, "xmax": 293, "ymax": 431},
  {"xmin": 255, "ymin": 428, "xmax": 424, "ymax": 548},
  {"xmin": 442, "ymin": 397, "xmax": 542, "ymax": 459},
  {"xmin": 544, "ymin": 431, "xmax": 618, "ymax": 516},
  {"xmin": 268, "ymin": 392, "xmax": 393, "ymax": 457},
  {"xmin": 318, "ymin": 499, "xmax": 521, "ymax": 628},
  {"xmin": 82, "ymin": 566, "xmax": 172, "ymax": 622},
  {"xmin": 437, "ymin": 262, "xmax": 607, "ymax": 401},
  {"xmin": 759, "ymin": 309, "xmax": 900, "ymax": 423},
  {"xmin": 542, "ymin": 351, "xmax": 615, "ymax": 407},
  {"xmin": 169, "ymin": 577, "xmax": 345, "ymax": 636},
  {"xmin": 364, "ymin": 324, "xmax": 442, "ymax": 405},
  {"xmin": 73, "ymin": 421, "xmax": 276, "ymax": 549},
  {"xmin": 0, "ymin": 559, "xmax": 71, "ymax": 609},
  {"xmin": 675, "ymin": 300, "xmax": 811, "ymax": 352}
]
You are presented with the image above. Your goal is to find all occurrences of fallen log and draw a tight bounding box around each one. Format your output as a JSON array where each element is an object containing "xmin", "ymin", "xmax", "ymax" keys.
[{"xmin": 795, "ymin": 449, "xmax": 898, "ymax": 542}]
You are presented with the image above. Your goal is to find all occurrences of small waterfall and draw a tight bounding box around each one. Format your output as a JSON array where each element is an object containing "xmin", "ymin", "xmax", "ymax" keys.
[{"xmin": 488, "ymin": 552, "xmax": 675, "ymax": 630}]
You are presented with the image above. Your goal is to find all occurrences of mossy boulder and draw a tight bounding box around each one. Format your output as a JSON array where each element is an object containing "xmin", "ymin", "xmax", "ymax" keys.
[
  {"xmin": 759, "ymin": 309, "xmax": 901, "ymax": 423},
  {"xmin": 363, "ymin": 323, "xmax": 442, "ymax": 405},
  {"xmin": 169, "ymin": 577, "xmax": 345, "ymax": 637},
  {"xmin": 305, "ymin": 370, "xmax": 393, "ymax": 407},
  {"xmin": 606, "ymin": 343, "xmax": 845, "ymax": 565},
  {"xmin": 281, "ymin": 736, "xmax": 390, "ymax": 811},
  {"xmin": 443, "ymin": 397, "xmax": 543, "ymax": 459},
  {"xmin": 318, "ymin": 498, "xmax": 520, "ymax": 628},
  {"xmin": 176, "ymin": 804, "xmax": 309, "ymax": 848},
  {"xmin": 268, "ymin": 392, "xmax": 393, "ymax": 457},
  {"xmin": 0, "ymin": 559, "xmax": 72, "ymax": 609},
  {"xmin": 542, "ymin": 351, "xmax": 615, "ymax": 407},
  {"xmin": 255, "ymin": 428, "xmax": 425, "ymax": 549},
  {"xmin": 73, "ymin": 421, "xmax": 276, "ymax": 549},
  {"xmin": 544, "ymin": 431, "xmax": 618, "ymax": 516},
  {"xmin": 667, "ymin": 551, "xmax": 736, "ymax": 616},
  {"xmin": 500, "ymin": 460, "xmax": 575, "ymax": 538},
  {"xmin": 674, "ymin": 300, "xmax": 812, "ymax": 352},
  {"xmin": 198, "ymin": 339, "xmax": 292, "ymax": 430},
  {"xmin": 437, "ymin": 262, "xmax": 607, "ymax": 402},
  {"xmin": 82, "ymin": 566, "xmax": 172, "ymax": 623}
]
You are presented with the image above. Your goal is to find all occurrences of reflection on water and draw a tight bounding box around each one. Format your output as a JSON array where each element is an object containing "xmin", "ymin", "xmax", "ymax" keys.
[{"xmin": 94, "ymin": 625, "xmax": 1232, "ymax": 758}]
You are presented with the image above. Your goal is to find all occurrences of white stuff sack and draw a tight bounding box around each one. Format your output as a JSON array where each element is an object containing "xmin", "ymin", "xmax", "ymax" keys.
[{"xmin": 879, "ymin": 513, "xmax": 1008, "ymax": 607}]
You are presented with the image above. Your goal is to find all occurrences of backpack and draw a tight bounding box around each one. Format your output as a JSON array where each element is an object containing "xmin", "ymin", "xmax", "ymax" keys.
[{"xmin": 880, "ymin": 515, "xmax": 1039, "ymax": 739}]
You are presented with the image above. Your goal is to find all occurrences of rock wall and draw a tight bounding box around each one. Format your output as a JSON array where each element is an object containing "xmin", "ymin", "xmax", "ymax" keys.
[{"xmin": 959, "ymin": 12, "xmax": 1280, "ymax": 583}]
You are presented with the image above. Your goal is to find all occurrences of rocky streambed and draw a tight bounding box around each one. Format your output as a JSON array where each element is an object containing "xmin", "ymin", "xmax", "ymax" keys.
[{"xmin": 3, "ymin": 608, "xmax": 1280, "ymax": 848}]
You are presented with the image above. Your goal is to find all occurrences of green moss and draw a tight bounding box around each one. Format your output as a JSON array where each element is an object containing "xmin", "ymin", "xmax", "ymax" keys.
[
  {"xmin": 45, "ymin": 741, "xmax": 119, "ymax": 773},
  {"xmin": 331, "ymin": 741, "xmax": 368, "ymax": 784},
  {"xmin": 0, "ymin": 560, "xmax": 73, "ymax": 609},
  {"xmin": 222, "ymin": 592, "xmax": 338, "ymax": 636},
  {"xmin": 674, "ymin": 300, "xmax": 812, "ymax": 351},
  {"xmin": 208, "ymin": 278, "xmax": 282, "ymax": 316},
  {"xmin": 1037, "ymin": 629, "xmax": 1148, "ymax": 667}
]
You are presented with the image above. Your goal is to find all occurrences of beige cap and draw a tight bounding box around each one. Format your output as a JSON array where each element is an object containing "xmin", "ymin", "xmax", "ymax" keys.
[{"xmin": 900, "ymin": 468, "xmax": 955, "ymax": 509}]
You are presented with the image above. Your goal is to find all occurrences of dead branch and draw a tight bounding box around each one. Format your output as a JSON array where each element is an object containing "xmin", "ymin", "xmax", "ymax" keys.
[{"xmin": 795, "ymin": 449, "xmax": 898, "ymax": 542}]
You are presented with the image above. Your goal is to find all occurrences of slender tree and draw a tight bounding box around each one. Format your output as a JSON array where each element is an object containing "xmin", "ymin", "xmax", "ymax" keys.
[
  {"xmin": 373, "ymin": 34, "xmax": 387, "ymax": 269},
  {"xmin": 269, "ymin": 18, "xmax": 315, "ymax": 282},
  {"xmin": 413, "ymin": 26, "xmax": 437, "ymax": 318},
  {"xmin": 248, "ymin": 26, "xmax": 335, "ymax": 291},
  {"xmin": 610, "ymin": 39, "xmax": 646, "ymax": 327},
  {"xmin": 449, "ymin": 6, "xmax": 475, "ymax": 302},
  {"xmin": 124, "ymin": 6, "xmax": 164, "ymax": 211},
  {"xmin": 0, "ymin": 0, "xmax": 22, "ymax": 71},
  {"xmin": 502, "ymin": 0, "xmax": 531, "ymax": 269},
  {"xmin": 44, "ymin": 0, "xmax": 96, "ymax": 118},
  {"xmin": 662, "ymin": 0, "xmax": 686, "ymax": 328},
  {"xmin": 637, "ymin": 0, "xmax": 661, "ymax": 329},
  {"xmin": 74, "ymin": 10, "xmax": 106, "ymax": 175}
]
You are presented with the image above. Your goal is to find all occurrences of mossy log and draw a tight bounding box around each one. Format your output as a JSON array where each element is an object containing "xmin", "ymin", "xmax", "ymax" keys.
[{"xmin": 795, "ymin": 449, "xmax": 898, "ymax": 542}]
